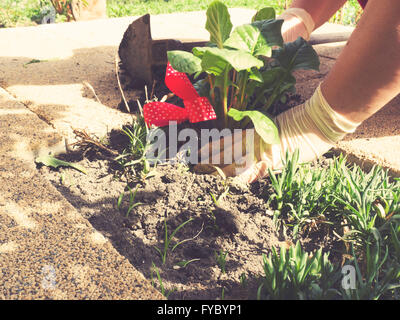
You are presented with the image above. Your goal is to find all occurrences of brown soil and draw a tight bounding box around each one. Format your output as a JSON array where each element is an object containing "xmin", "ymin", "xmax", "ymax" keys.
[{"xmin": 37, "ymin": 144, "xmax": 339, "ymax": 300}]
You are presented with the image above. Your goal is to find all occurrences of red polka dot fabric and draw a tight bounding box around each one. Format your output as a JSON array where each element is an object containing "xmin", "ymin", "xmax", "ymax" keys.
[
  {"xmin": 143, "ymin": 63, "xmax": 217, "ymax": 127},
  {"xmin": 143, "ymin": 101, "xmax": 188, "ymax": 127}
]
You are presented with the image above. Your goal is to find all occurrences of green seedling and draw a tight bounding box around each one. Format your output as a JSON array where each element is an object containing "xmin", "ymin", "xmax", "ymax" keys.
[
  {"xmin": 117, "ymin": 185, "xmax": 143, "ymax": 217},
  {"xmin": 221, "ymin": 286, "xmax": 225, "ymax": 300},
  {"xmin": 268, "ymin": 149, "xmax": 300, "ymax": 212},
  {"xmin": 207, "ymin": 208, "xmax": 220, "ymax": 233},
  {"xmin": 239, "ymin": 272, "xmax": 247, "ymax": 288},
  {"xmin": 115, "ymin": 106, "xmax": 161, "ymax": 179},
  {"xmin": 175, "ymin": 258, "xmax": 200, "ymax": 268},
  {"xmin": 215, "ymin": 249, "xmax": 228, "ymax": 274},
  {"xmin": 209, "ymin": 165, "xmax": 230, "ymax": 207},
  {"xmin": 154, "ymin": 217, "xmax": 194, "ymax": 265},
  {"xmin": 35, "ymin": 154, "xmax": 86, "ymax": 174},
  {"xmin": 151, "ymin": 262, "xmax": 176, "ymax": 298},
  {"xmin": 168, "ymin": 0, "xmax": 319, "ymax": 142},
  {"xmin": 117, "ymin": 191, "xmax": 124, "ymax": 210},
  {"xmin": 210, "ymin": 186, "xmax": 230, "ymax": 207}
]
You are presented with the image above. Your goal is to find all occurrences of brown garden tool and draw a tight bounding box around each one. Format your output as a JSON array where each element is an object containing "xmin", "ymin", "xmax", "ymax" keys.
[
  {"xmin": 118, "ymin": 14, "xmax": 208, "ymax": 87},
  {"xmin": 118, "ymin": 14, "xmax": 352, "ymax": 87}
]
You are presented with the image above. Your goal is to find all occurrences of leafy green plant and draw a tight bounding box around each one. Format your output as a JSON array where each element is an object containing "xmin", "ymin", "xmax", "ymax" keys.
[
  {"xmin": 268, "ymin": 149, "xmax": 300, "ymax": 212},
  {"xmin": 0, "ymin": 0, "xmax": 47, "ymax": 27},
  {"xmin": 259, "ymin": 242, "xmax": 341, "ymax": 300},
  {"xmin": 35, "ymin": 154, "xmax": 87, "ymax": 174},
  {"xmin": 267, "ymin": 150, "xmax": 336, "ymax": 237},
  {"xmin": 332, "ymin": 162, "xmax": 400, "ymax": 240},
  {"xmin": 266, "ymin": 151, "xmax": 400, "ymax": 241},
  {"xmin": 168, "ymin": 0, "xmax": 319, "ymax": 145},
  {"xmin": 154, "ymin": 217, "xmax": 194, "ymax": 265},
  {"xmin": 341, "ymin": 242, "xmax": 400, "ymax": 300},
  {"xmin": 114, "ymin": 110, "xmax": 158, "ymax": 179}
]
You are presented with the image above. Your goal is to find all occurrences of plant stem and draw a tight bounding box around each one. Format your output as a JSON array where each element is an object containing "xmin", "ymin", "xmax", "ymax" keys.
[
  {"xmin": 229, "ymin": 70, "xmax": 237, "ymax": 109},
  {"xmin": 231, "ymin": 70, "xmax": 249, "ymax": 129},
  {"xmin": 208, "ymin": 74, "xmax": 215, "ymax": 105},
  {"xmin": 222, "ymin": 67, "xmax": 229, "ymax": 128},
  {"xmin": 240, "ymin": 71, "xmax": 288, "ymax": 129},
  {"xmin": 238, "ymin": 71, "xmax": 249, "ymax": 111}
]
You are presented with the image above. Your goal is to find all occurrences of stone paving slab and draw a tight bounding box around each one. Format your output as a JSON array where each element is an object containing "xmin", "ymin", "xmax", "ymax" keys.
[{"xmin": 0, "ymin": 88, "xmax": 164, "ymax": 299}]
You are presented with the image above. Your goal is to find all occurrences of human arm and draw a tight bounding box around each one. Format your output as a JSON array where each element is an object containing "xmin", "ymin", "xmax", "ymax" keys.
[
  {"xmin": 196, "ymin": 0, "xmax": 400, "ymax": 183},
  {"xmin": 279, "ymin": 0, "xmax": 347, "ymax": 42}
]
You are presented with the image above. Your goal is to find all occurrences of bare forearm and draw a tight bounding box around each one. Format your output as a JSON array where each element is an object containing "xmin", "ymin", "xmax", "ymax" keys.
[
  {"xmin": 322, "ymin": 0, "xmax": 400, "ymax": 122},
  {"xmin": 290, "ymin": 0, "xmax": 347, "ymax": 29}
]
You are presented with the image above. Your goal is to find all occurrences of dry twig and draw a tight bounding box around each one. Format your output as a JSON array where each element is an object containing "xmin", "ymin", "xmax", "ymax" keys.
[
  {"xmin": 115, "ymin": 54, "xmax": 131, "ymax": 113},
  {"xmin": 69, "ymin": 128, "xmax": 119, "ymax": 157}
]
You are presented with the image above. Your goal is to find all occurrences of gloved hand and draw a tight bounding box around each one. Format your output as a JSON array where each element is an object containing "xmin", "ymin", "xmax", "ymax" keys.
[
  {"xmin": 277, "ymin": 8, "xmax": 315, "ymax": 43},
  {"xmin": 194, "ymin": 85, "xmax": 361, "ymax": 183}
]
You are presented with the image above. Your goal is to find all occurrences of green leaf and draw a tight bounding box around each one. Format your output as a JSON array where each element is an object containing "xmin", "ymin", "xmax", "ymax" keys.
[
  {"xmin": 252, "ymin": 7, "xmax": 276, "ymax": 22},
  {"xmin": 192, "ymin": 46, "xmax": 208, "ymax": 58},
  {"xmin": 273, "ymin": 37, "xmax": 320, "ymax": 72},
  {"xmin": 261, "ymin": 67, "xmax": 285, "ymax": 85},
  {"xmin": 193, "ymin": 78, "xmax": 210, "ymax": 97},
  {"xmin": 251, "ymin": 19, "xmax": 284, "ymax": 48},
  {"xmin": 23, "ymin": 59, "xmax": 46, "ymax": 68},
  {"xmin": 224, "ymin": 24, "xmax": 272, "ymax": 57},
  {"xmin": 202, "ymin": 47, "xmax": 264, "ymax": 73},
  {"xmin": 35, "ymin": 155, "xmax": 87, "ymax": 174},
  {"xmin": 205, "ymin": 1, "xmax": 233, "ymax": 48},
  {"xmin": 278, "ymin": 74, "xmax": 296, "ymax": 94},
  {"xmin": 201, "ymin": 49, "xmax": 229, "ymax": 76},
  {"xmin": 249, "ymin": 68, "xmax": 264, "ymax": 82},
  {"xmin": 227, "ymin": 109, "xmax": 279, "ymax": 144},
  {"xmin": 167, "ymin": 50, "xmax": 202, "ymax": 74}
]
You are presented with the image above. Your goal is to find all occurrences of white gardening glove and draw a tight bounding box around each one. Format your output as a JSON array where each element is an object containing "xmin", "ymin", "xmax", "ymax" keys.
[
  {"xmin": 194, "ymin": 85, "xmax": 361, "ymax": 183},
  {"xmin": 278, "ymin": 8, "xmax": 315, "ymax": 43}
]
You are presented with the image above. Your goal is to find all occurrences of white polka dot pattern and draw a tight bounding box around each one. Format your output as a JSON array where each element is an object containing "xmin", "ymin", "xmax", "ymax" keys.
[{"xmin": 143, "ymin": 63, "xmax": 217, "ymax": 127}]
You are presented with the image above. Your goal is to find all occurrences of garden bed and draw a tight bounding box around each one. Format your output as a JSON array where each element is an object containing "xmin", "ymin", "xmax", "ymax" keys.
[
  {"xmin": 38, "ymin": 146, "xmax": 342, "ymax": 299},
  {"xmin": 36, "ymin": 53, "xmax": 400, "ymax": 301},
  {"xmin": 36, "ymin": 111, "xmax": 400, "ymax": 300}
]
